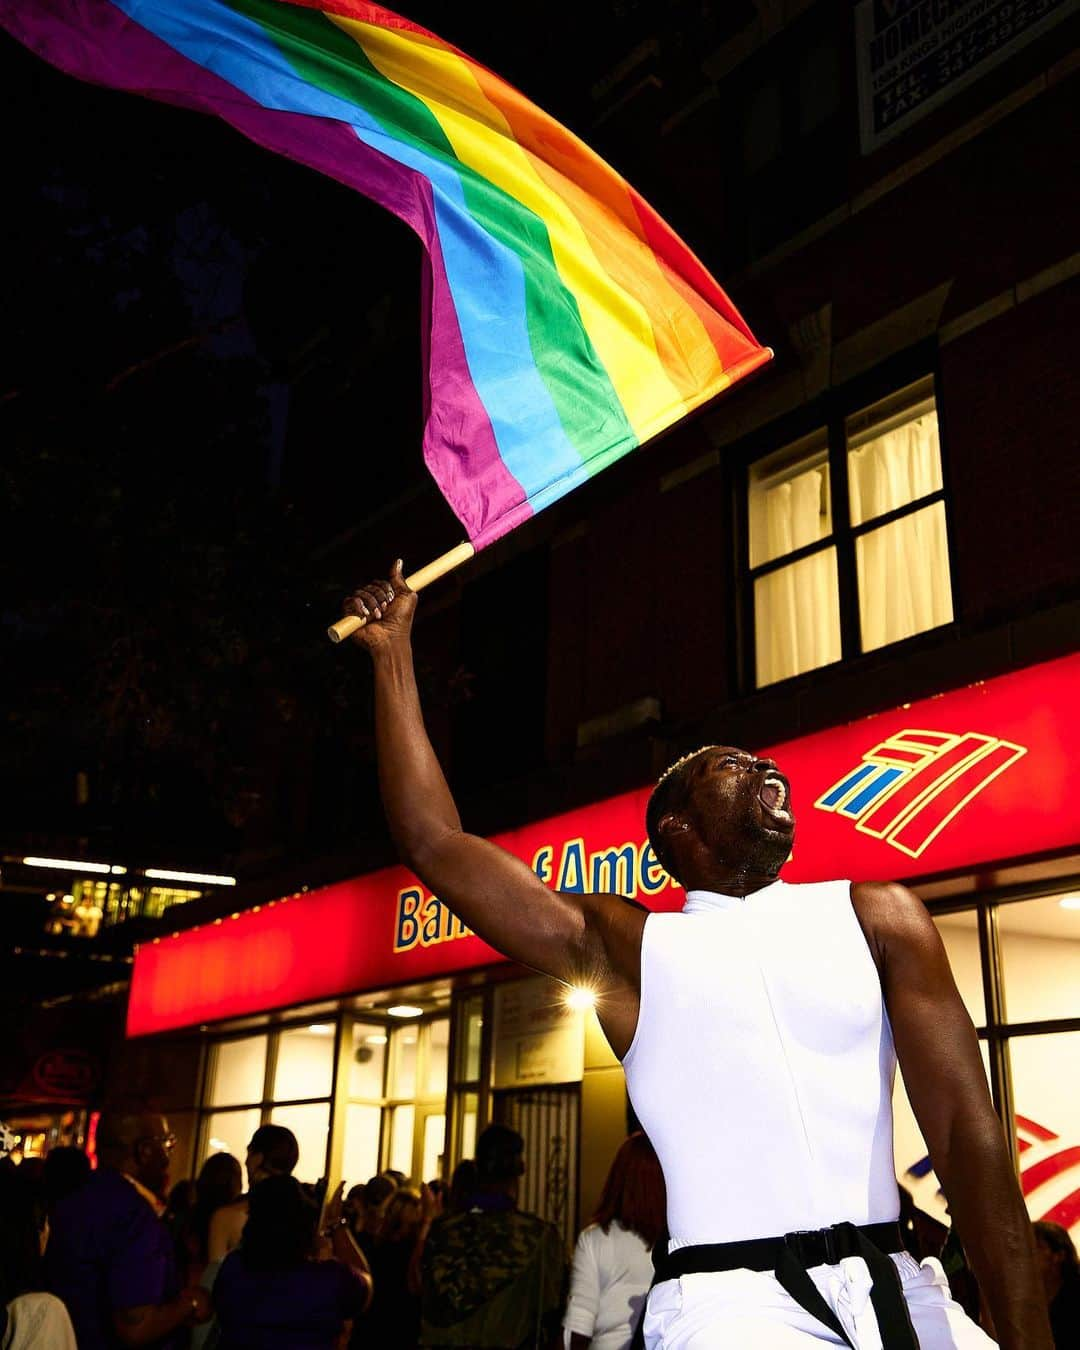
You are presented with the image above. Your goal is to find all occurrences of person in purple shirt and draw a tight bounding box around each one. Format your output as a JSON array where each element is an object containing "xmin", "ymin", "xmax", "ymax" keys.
[
  {"xmin": 213, "ymin": 1174, "xmax": 371, "ymax": 1349},
  {"xmin": 46, "ymin": 1108, "xmax": 211, "ymax": 1348}
]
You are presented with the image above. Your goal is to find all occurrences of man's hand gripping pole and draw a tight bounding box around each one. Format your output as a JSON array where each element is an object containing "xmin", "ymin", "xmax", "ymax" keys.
[{"xmin": 327, "ymin": 542, "xmax": 475, "ymax": 643}]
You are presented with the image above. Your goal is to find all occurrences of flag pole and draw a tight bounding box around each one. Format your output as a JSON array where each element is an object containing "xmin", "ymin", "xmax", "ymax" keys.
[{"xmin": 327, "ymin": 541, "xmax": 476, "ymax": 643}]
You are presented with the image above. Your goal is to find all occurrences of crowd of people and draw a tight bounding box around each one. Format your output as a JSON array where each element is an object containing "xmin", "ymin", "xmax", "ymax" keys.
[{"xmin": 1, "ymin": 1106, "xmax": 1077, "ymax": 1348}]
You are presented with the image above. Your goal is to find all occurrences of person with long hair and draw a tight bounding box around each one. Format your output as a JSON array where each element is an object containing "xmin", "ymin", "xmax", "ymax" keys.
[
  {"xmin": 182, "ymin": 1153, "xmax": 243, "ymax": 1282},
  {"xmin": 1033, "ymin": 1222, "xmax": 1080, "ymax": 1347},
  {"xmin": 564, "ymin": 1134, "xmax": 665, "ymax": 1350},
  {"xmin": 212, "ymin": 1175, "xmax": 371, "ymax": 1349},
  {"xmin": 358, "ymin": 1187, "xmax": 426, "ymax": 1348}
]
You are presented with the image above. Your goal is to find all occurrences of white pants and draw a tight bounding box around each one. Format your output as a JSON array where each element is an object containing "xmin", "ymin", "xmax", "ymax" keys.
[{"xmin": 642, "ymin": 1253, "xmax": 996, "ymax": 1349}]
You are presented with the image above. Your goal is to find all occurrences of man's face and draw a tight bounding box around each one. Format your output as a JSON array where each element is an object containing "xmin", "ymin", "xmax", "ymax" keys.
[
  {"xmin": 678, "ymin": 747, "xmax": 796, "ymax": 875},
  {"xmin": 245, "ymin": 1147, "xmax": 259, "ymax": 1185},
  {"xmin": 133, "ymin": 1114, "xmax": 174, "ymax": 1198}
]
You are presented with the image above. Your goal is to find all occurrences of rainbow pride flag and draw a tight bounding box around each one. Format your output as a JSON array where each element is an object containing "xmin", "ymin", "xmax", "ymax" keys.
[{"xmin": 2, "ymin": 0, "xmax": 772, "ymax": 548}]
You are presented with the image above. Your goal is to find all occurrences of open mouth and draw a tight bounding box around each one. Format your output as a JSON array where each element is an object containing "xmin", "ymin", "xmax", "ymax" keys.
[{"xmin": 758, "ymin": 772, "xmax": 793, "ymax": 824}]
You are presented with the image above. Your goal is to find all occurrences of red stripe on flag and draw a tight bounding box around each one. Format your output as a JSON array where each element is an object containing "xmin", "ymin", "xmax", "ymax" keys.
[{"xmin": 1021, "ymin": 1146, "xmax": 1080, "ymax": 1196}]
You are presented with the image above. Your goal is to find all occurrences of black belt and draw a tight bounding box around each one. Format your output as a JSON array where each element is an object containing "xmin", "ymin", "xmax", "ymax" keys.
[{"xmin": 652, "ymin": 1220, "xmax": 919, "ymax": 1349}]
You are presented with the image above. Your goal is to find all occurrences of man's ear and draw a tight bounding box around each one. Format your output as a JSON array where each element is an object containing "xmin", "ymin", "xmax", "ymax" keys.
[{"xmin": 659, "ymin": 812, "xmax": 691, "ymax": 838}]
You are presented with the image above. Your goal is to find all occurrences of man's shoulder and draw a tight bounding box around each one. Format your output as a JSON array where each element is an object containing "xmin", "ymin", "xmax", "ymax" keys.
[
  {"xmin": 57, "ymin": 1167, "xmax": 131, "ymax": 1220},
  {"xmin": 850, "ymin": 880, "xmax": 928, "ymax": 934}
]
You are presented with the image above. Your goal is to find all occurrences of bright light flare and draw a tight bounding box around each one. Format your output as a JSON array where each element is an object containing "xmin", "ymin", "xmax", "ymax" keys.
[
  {"xmin": 565, "ymin": 986, "xmax": 597, "ymax": 1012},
  {"xmin": 1059, "ymin": 895, "xmax": 1080, "ymax": 911},
  {"xmin": 387, "ymin": 1004, "xmax": 424, "ymax": 1018}
]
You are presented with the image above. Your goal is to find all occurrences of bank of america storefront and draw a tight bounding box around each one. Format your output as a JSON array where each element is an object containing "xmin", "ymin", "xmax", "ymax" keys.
[{"xmin": 128, "ymin": 652, "xmax": 1080, "ymax": 1248}]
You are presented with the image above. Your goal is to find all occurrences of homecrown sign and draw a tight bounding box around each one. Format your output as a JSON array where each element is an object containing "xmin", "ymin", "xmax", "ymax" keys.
[{"xmin": 127, "ymin": 652, "xmax": 1080, "ymax": 1036}]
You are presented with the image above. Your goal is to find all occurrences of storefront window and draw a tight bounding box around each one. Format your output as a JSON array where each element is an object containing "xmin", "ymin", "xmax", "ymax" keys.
[
  {"xmin": 270, "ymin": 1103, "xmax": 330, "ymax": 1184},
  {"xmin": 1008, "ymin": 1031, "xmax": 1080, "ymax": 1243},
  {"xmin": 459, "ymin": 1091, "xmax": 479, "ymax": 1161},
  {"xmin": 207, "ymin": 1035, "xmax": 267, "ymax": 1107},
  {"xmin": 350, "ymin": 1024, "xmax": 387, "ymax": 1098},
  {"xmin": 422, "ymin": 1113, "xmax": 447, "ymax": 1181},
  {"xmin": 389, "ymin": 1027, "xmax": 418, "ymax": 1099},
  {"xmin": 204, "ymin": 1108, "xmax": 261, "ymax": 1162},
  {"xmin": 273, "ymin": 1024, "xmax": 335, "ymax": 1101},
  {"xmin": 998, "ymin": 893, "xmax": 1080, "ymax": 1024},
  {"xmin": 388, "ymin": 1105, "xmax": 415, "ymax": 1175},
  {"xmin": 342, "ymin": 1104, "xmax": 382, "ymax": 1189},
  {"xmin": 424, "ymin": 1020, "xmax": 450, "ymax": 1097},
  {"xmin": 934, "ymin": 911, "xmax": 985, "ymax": 1027},
  {"xmin": 458, "ymin": 996, "xmax": 484, "ymax": 1083}
]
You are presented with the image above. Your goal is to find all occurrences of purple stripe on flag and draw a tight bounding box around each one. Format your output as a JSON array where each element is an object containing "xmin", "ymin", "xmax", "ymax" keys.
[{"xmin": 3, "ymin": 0, "xmax": 521, "ymax": 542}]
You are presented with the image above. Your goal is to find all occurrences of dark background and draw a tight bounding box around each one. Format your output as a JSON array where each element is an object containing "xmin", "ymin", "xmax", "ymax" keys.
[{"xmin": 2, "ymin": 4, "xmax": 722, "ymax": 870}]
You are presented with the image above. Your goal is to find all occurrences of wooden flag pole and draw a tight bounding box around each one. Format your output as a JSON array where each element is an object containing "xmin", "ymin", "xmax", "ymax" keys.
[{"xmin": 327, "ymin": 541, "xmax": 476, "ymax": 643}]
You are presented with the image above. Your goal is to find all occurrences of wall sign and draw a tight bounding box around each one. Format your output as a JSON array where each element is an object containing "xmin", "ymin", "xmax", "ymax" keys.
[
  {"xmin": 128, "ymin": 653, "xmax": 1080, "ymax": 1036},
  {"xmin": 492, "ymin": 978, "xmax": 586, "ymax": 1089},
  {"xmin": 855, "ymin": 0, "xmax": 1079, "ymax": 153}
]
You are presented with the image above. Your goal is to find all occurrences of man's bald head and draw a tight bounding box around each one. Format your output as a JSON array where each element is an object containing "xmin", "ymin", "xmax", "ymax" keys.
[{"xmin": 96, "ymin": 1105, "xmax": 174, "ymax": 1197}]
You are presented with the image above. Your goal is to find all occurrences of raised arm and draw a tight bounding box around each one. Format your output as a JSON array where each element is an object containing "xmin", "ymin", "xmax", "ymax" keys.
[
  {"xmin": 346, "ymin": 564, "xmax": 644, "ymax": 1051},
  {"xmin": 852, "ymin": 881, "xmax": 1052, "ymax": 1350}
]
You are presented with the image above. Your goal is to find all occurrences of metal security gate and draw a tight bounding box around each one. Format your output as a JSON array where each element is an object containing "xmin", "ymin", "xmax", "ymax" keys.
[{"xmin": 494, "ymin": 1084, "xmax": 579, "ymax": 1250}]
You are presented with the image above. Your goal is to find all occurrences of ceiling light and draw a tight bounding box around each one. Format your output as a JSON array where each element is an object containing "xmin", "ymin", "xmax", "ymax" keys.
[
  {"xmin": 23, "ymin": 857, "xmax": 113, "ymax": 874},
  {"xmin": 1059, "ymin": 895, "xmax": 1080, "ymax": 911},
  {"xmin": 364, "ymin": 1034, "xmax": 388, "ymax": 1045},
  {"xmin": 565, "ymin": 986, "xmax": 597, "ymax": 1012},
  {"xmin": 307, "ymin": 1024, "xmax": 334, "ymax": 1036},
  {"xmin": 144, "ymin": 868, "xmax": 236, "ymax": 886},
  {"xmin": 387, "ymin": 1004, "xmax": 424, "ymax": 1018}
]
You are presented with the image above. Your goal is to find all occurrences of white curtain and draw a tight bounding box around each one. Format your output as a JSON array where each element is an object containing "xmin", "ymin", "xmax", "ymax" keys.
[
  {"xmin": 848, "ymin": 414, "xmax": 952, "ymax": 652},
  {"xmin": 755, "ymin": 467, "xmax": 840, "ymax": 686}
]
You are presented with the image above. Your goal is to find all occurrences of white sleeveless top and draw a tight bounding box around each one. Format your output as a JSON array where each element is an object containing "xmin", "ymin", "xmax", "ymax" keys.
[{"xmin": 622, "ymin": 878, "xmax": 899, "ymax": 1247}]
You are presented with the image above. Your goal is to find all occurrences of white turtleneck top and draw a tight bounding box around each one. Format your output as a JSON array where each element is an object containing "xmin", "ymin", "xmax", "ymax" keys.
[{"xmin": 621, "ymin": 879, "xmax": 899, "ymax": 1248}]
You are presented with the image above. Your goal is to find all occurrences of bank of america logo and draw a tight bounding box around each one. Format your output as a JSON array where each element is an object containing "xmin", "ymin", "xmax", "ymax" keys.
[
  {"xmin": 907, "ymin": 1116, "xmax": 1080, "ymax": 1236},
  {"xmin": 814, "ymin": 729, "xmax": 1026, "ymax": 859}
]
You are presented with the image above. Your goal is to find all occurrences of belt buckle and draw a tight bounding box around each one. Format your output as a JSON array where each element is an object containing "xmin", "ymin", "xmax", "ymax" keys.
[{"xmin": 788, "ymin": 1227, "xmax": 835, "ymax": 1267}]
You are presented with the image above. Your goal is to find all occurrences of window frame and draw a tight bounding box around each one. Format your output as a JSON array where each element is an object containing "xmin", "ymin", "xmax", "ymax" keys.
[
  {"xmin": 195, "ymin": 1017, "xmax": 340, "ymax": 1180},
  {"xmin": 925, "ymin": 876, "xmax": 1080, "ymax": 1170},
  {"xmin": 737, "ymin": 357, "xmax": 959, "ymax": 693}
]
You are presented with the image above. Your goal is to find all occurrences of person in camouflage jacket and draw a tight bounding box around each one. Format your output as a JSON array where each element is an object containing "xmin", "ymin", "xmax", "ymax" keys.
[{"xmin": 420, "ymin": 1126, "xmax": 565, "ymax": 1348}]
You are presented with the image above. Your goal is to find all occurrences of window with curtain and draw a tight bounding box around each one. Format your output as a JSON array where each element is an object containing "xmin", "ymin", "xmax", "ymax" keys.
[
  {"xmin": 745, "ymin": 376, "xmax": 954, "ymax": 688},
  {"xmin": 846, "ymin": 379, "xmax": 953, "ymax": 652},
  {"xmin": 748, "ymin": 429, "xmax": 842, "ymax": 687}
]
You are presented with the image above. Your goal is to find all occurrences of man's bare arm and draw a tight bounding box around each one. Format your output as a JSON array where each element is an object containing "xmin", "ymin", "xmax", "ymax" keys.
[
  {"xmin": 347, "ymin": 565, "xmax": 644, "ymax": 1052},
  {"xmin": 114, "ymin": 1289, "xmax": 210, "ymax": 1346},
  {"xmin": 853, "ymin": 881, "xmax": 1052, "ymax": 1350}
]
